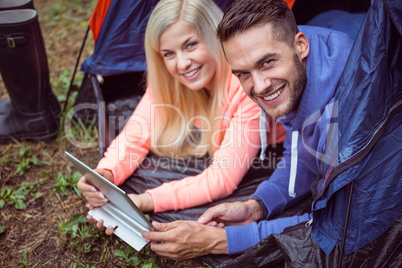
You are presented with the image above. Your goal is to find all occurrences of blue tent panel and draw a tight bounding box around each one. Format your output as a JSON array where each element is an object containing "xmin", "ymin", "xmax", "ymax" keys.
[
  {"xmin": 80, "ymin": 0, "xmax": 235, "ymax": 76},
  {"xmin": 312, "ymin": 0, "xmax": 402, "ymax": 255}
]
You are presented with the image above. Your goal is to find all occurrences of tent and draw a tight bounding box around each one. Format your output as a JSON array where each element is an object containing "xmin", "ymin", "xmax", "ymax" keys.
[
  {"xmin": 67, "ymin": 0, "xmax": 244, "ymax": 158},
  {"xmin": 67, "ymin": 0, "xmax": 365, "ymax": 157},
  {"xmin": 66, "ymin": 0, "xmax": 304, "ymax": 157},
  {"xmin": 65, "ymin": 0, "xmax": 401, "ymax": 266}
]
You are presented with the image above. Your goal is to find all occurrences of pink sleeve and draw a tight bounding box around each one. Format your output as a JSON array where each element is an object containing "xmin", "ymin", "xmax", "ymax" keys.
[
  {"xmin": 96, "ymin": 90, "xmax": 152, "ymax": 186},
  {"xmin": 147, "ymin": 82, "xmax": 263, "ymax": 212}
]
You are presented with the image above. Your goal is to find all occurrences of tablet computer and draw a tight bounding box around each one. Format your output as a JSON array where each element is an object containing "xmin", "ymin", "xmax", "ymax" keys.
[{"xmin": 65, "ymin": 151, "xmax": 154, "ymax": 232}]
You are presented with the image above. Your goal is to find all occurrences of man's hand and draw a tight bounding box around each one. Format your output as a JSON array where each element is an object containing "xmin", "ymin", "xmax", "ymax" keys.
[
  {"xmin": 77, "ymin": 168, "xmax": 114, "ymax": 207},
  {"xmin": 128, "ymin": 193, "xmax": 154, "ymax": 212},
  {"xmin": 142, "ymin": 221, "xmax": 228, "ymax": 261},
  {"xmin": 197, "ymin": 199, "xmax": 262, "ymax": 227}
]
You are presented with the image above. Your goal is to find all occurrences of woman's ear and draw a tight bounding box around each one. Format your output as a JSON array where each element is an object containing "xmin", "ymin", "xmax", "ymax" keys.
[{"xmin": 294, "ymin": 32, "xmax": 309, "ymax": 62}]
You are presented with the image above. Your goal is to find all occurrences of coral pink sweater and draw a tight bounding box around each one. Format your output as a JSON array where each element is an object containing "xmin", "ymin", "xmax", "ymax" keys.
[{"xmin": 97, "ymin": 75, "xmax": 286, "ymax": 212}]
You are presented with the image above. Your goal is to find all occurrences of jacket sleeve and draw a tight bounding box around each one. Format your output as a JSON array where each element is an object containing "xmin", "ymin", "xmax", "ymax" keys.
[
  {"xmin": 146, "ymin": 87, "xmax": 264, "ymax": 212},
  {"xmin": 251, "ymin": 132, "xmax": 315, "ymax": 219},
  {"xmin": 225, "ymin": 213, "xmax": 311, "ymax": 254},
  {"xmin": 96, "ymin": 90, "xmax": 152, "ymax": 186}
]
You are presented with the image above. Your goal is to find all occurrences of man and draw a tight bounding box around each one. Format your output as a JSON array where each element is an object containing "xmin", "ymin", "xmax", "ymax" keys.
[{"xmin": 141, "ymin": 0, "xmax": 356, "ymax": 260}]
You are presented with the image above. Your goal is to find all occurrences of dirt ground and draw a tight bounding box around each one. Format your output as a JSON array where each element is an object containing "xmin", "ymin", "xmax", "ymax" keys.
[{"xmin": 0, "ymin": 0, "xmax": 205, "ymax": 267}]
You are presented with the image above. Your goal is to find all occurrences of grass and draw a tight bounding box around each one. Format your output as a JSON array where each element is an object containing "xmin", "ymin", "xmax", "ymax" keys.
[
  {"xmin": 59, "ymin": 213, "xmax": 160, "ymax": 267},
  {"xmin": 51, "ymin": 168, "xmax": 82, "ymax": 196},
  {"xmin": 2, "ymin": 138, "xmax": 52, "ymax": 176}
]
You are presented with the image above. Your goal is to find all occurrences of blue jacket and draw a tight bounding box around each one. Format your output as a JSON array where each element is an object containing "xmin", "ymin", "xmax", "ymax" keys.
[
  {"xmin": 227, "ymin": 0, "xmax": 402, "ymax": 256},
  {"xmin": 226, "ymin": 25, "xmax": 354, "ymax": 254}
]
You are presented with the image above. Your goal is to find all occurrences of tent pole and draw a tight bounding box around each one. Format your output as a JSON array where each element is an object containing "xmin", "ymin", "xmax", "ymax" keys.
[
  {"xmin": 63, "ymin": 25, "xmax": 90, "ymax": 112},
  {"xmin": 338, "ymin": 180, "xmax": 355, "ymax": 268},
  {"xmin": 90, "ymin": 75, "xmax": 108, "ymax": 158}
]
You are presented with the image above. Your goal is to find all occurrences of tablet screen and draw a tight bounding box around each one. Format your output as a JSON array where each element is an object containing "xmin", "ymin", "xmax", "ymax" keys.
[{"xmin": 65, "ymin": 151, "xmax": 154, "ymax": 231}]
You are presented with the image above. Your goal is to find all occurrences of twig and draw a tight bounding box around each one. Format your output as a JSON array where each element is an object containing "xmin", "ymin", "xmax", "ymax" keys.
[
  {"xmin": 63, "ymin": 199, "xmax": 83, "ymax": 209},
  {"xmin": 1, "ymin": 144, "xmax": 12, "ymax": 155},
  {"xmin": 55, "ymin": 192, "xmax": 71, "ymax": 217}
]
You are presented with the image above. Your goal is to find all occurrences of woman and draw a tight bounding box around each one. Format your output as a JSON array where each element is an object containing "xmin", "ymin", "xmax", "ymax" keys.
[{"xmin": 77, "ymin": 0, "xmax": 284, "ymax": 218}]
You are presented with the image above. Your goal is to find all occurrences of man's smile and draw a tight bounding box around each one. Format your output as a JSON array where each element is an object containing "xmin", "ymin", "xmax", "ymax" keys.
[{"xmin": 260, "ymin": 85, "xmax": 285, "ymax": 104}]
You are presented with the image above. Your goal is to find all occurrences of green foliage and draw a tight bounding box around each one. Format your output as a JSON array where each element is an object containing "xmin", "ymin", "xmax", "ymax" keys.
[
  {"xmin": 60, "ymin": 214, "xmax": 160, "ymax": 267},
  {"xmin": 102, "ymin": 240, "xmax": 110, "ymax": 265},
  {"xmin": 0, "ymin": 181, "xmax": 44, "ymax": 210},
  {"xmin": 2, "ymin": 139, "xmax": 51, "ymax": 176},
  {"xmin": 52, "ymin": 168, "xmax": 82, "ymax": 196},
  {"xmin": 82, "ymin": 259, "xmax": 96, "ymax": 268},
  {"xmin": 57, "ymin": 108, "xmax": 98, "ymax": 145},
  {"xmin": 0, "ymin": 226, "xmax": 7, "ymax": 234},
  {"xmin": 0, "ymin": 186, "xmax": 12, "ymax": 209},
  {"xmin": 20, "ymin": 250, "xmax": 29, "ymax": 266},
  {"xmin": 60, "ymin": 214, "xmax": 95, "ymax": 254},
  {"xmin": 43, "ymin": 0, "xmax": 96, "ymax": 28},
  {"xmin": 7, "ymin": 186, "xmax": 28, "ymax": 210},
  {"xmin": 73, "ymin": 117, "xmax": 98, "ymax": 144},
  {"xmin": 60, "ymin": 214, "xmax": 89, "ymax": 237},
  {"xmin": 114, "ymin": 246, "xmax": 159, "ymax": 268},
  {"xmin": 69, "ymin": 262, "xmax": 96, "ymax": 268},
  {"xmin": 54, "ymin": 68, "xmax": 83, "ymax": 103}
]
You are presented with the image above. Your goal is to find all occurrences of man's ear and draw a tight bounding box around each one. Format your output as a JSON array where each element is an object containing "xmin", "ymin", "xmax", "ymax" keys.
[{"xmin": 294, "ymin": 32, "xmax": 309, "ymax": 61}]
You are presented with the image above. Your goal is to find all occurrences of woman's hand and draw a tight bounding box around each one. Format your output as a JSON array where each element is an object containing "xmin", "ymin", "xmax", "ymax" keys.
[
  {"xmin": 86, "ymin": 214, "xmax": 115, "ymax": 235},
  {"xmin": 77, "ymin": 169, "xmax": 115, "ymax": 234},
  {"xmin": 77, "ymin": 168, "xmax": 114, "ymax": 207},
  {"xmin": 128, "ymin": 193, "xmax": 154, "ymax": 212},
  {"xmin": 85, "ymin": 193, "xmax": 154, "ymax": 236}
]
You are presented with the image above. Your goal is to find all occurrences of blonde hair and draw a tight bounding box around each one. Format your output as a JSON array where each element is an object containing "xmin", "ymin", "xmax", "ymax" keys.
[{"xmin": 145, "ymin": 0, "xmax": 231, "ymax": 157}]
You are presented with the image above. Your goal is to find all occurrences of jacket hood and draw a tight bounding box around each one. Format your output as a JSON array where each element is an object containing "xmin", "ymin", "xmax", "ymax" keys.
[
  {"xmin": 276, "ymin": 26, "xmax": 353, "ymax": 130},
  {"xmin": 260, "ymin": 26, "xmax": 353, "ymax": 158}
]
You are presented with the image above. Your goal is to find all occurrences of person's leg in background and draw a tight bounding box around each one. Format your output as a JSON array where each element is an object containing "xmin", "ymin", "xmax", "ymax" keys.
[{"xmin": 0, "ymin": 8, "xmax": 61, "ymax": 142}]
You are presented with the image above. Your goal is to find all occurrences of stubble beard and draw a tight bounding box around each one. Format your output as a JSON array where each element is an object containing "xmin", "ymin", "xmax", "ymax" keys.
[{"xmin": 262, "ymin": 54, "xmax": 307, "ymax": 119}]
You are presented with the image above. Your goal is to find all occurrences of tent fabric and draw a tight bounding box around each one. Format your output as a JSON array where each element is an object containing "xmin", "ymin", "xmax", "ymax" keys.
[
  {"xmin": 81, "ymin": 0, "xmax": 159, "ymax": 75},
  {"xmin": 306, "ymin": 10, "xmax": 366, "ymax": 39},
  {"xmin": 80, "ymin": 0, "xmax": 295, "ymax": 76},
  {"xmin": 88, "ymin": 0, "xmax": 111, "ymax": 43},
  {"xmin": 86, "ymin": 0, "xmax": 244, "ymax": 45},
  {"xmin": 209, "ymin": 0, "xmax": 401, "ymax": 266},
  {"xmin": 311, "ymin": 0, "xmax": 402, "ymax": 255},
  {"xmin": 292, "ymin": 0, "xmax": 370, "ymax": 25},
  {"xmin": 81, "ymin": 0, "xmax": 233, "ymax": 76}
]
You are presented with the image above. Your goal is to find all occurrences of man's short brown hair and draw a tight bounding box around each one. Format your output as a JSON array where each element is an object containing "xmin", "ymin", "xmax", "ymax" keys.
[{"xmin": 217, "ymin": 0, "xmax": 299, "ymax": 47}]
